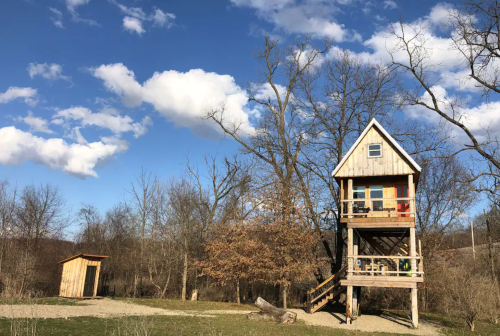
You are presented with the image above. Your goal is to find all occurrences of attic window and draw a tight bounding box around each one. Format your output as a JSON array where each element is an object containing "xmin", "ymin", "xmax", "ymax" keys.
[{"xmin": 368, "ymin": 144, "xmax": 382, "ymax": 158}]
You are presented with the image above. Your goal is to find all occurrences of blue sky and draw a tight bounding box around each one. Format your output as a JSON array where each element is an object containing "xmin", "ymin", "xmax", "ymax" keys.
[{"xmin": 0, "ymin": 0, "xmax": 493, "ymax": 226}]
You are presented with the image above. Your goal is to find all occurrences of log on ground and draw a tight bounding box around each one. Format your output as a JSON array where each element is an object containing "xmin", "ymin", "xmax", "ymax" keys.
[{"xmin": 246, "ymin": 297, "xmax": 297, "ymax": 324}]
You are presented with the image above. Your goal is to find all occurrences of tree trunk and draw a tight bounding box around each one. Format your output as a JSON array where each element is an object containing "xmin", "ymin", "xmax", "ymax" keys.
[
  {"xmin": 333, "ymin": 221, "xmax": 346, "ymax": 273},
  {"xmin": 249, "ymin": 297, "xmax": 296, "ymax": 324},
  {"xmin": 485, "ymin": 216, "xmax": 496, "ymax": 282},
  {"xmin": 282, "ymin": 283, "xmax": 287, "ymax": 309},
  {"xmin": 467, "ymin": 318, "xmax": 475, "ymax": 332},
  {"xmin": 236, "ymin": 277, "xmax": 241, "ymax": 305},
  {"xmin": 181, "ymin": 247, "xmax": 188, "ymax": 302}
]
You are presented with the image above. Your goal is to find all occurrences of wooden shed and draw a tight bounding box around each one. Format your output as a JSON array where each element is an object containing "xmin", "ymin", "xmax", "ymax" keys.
[{"xmin": 58, "ymin": 254, "xmax": 108, "ymax": 298}]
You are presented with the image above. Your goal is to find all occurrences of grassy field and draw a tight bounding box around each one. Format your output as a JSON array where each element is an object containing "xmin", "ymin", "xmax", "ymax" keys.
[
  {"xmin": 422, "ymin": 312, "xmax": 500, "ymax": 336},
  {"xmin": 0, "ymin": 314, "xmax": 415, "ymax": 336},
  {"xmin": 1, "ymin": 298, "xmax": 500, "ymax": 335},
  {"xmin": 1, "ymin": 313, "xmax": 499, "ymax": 336}
]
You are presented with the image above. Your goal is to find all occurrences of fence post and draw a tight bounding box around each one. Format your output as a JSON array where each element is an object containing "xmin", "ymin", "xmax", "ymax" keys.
[{"xmin": 306, "ymin": 290, "xmax": 312, "ymax": 313}]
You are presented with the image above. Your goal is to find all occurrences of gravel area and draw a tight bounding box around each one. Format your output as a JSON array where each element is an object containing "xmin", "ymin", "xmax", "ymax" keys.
[
  {"xmin": 0, "ymin": 299, "xmax": 214, "ymax": 319},
  {"xmin": 291, "ymin": 309, "xmax": 441, "ymax": 336},
  {"xmin": 0, "ymin": 299, "xmax": 442, "ymax": 335}
]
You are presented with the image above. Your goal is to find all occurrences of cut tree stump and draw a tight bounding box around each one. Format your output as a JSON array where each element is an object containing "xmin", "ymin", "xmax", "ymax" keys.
[{"xmin": 246, "ymin": 297, "xmax": 297, "ymax": 324}]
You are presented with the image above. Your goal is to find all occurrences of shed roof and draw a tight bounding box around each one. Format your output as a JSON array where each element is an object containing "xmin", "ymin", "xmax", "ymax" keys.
[
  {"xmin": 331, "ymin": 118, "xmax": 422, "ymax": 177},
  {"xmin": 58, "ymin": 253, "xmax": 109, "ymax": 264}
]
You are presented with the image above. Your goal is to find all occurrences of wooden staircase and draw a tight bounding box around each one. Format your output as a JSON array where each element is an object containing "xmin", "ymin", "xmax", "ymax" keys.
[{"xmin": 306, "ymin": 266, "xmax": 347, "ymax": 313}]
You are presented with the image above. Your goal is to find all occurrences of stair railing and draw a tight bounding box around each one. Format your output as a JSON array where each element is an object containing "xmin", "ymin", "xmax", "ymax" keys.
[{"xmin": 306, "ymin": 266, "xmax": 348, "ymax": 313}]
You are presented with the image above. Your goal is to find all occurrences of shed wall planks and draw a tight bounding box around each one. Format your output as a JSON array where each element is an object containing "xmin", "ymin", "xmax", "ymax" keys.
[
  {"xmin": 336, "ymin": 127, "xmax": 415, "ymax": 177},
  {"xmin": 59, "ymin": 255, "xmax": 107, "ymax": 298}
]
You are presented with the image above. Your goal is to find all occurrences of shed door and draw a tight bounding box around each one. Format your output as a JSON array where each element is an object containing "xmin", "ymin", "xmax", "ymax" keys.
[
  {"xmin": 395, "ymin": 185, "xmax": 409, "ymax": 217},
  {"xmin": 83, "ymin": 266, "xmax": 97, "ymax": 297}
]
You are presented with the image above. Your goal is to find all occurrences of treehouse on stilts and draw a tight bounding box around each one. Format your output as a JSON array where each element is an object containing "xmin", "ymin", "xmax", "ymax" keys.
[{"xmin": 306, "ymin": 119, "xmax": 424, "ymax": 328}]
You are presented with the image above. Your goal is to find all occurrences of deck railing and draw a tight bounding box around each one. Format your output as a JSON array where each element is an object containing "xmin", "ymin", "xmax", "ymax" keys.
[
  {"xmin": 341, "ymin": 197, "xmax": 415, "ymax": 218},
  {"xmin": 347, "ymin": 255, "xmax": 424, "ymax": 277}
]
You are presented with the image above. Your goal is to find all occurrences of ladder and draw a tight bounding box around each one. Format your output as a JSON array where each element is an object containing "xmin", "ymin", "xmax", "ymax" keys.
[{"xmin": 306, "ymin": 266, "xmax": 348, "ymax": 313}]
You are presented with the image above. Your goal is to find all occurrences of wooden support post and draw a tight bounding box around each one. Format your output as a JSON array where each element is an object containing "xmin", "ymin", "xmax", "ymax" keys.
[
  {"xmin": 352, "ymin": 232, "xmax": 359, "ymax": 317},
  {"xmin": 410, "ymin": 228, "xmax": 417, "ymax": 277},
  {"xmin": 352, "ymin": 287, "xmax": 358, "ymax": 318},
  {"xmin": 418, "ymin": 240, "xmax": 423, "ymax": 274},
  {"xmin": 408, "ymin": 174, "xmax": 414, "ymax": 217},
  {"xmin": 348, "ymin": 179, "xmax": 353, "ymax": 218},
  {"xmin": 346, "ymin": 285, "xmax": 353, "ymax": 324},
  {"xmin": 411, "ymin": 288, "xmax": 419, "ymax": 328},
  {"xmin": 340, "ymin": 179, "xmax": 344, "ymax": 217},
  {"xmin": 347, "ymin": 228, "xmax": 353, "ymax": 277},
  {"xmin": 306, "ymin": 291, "xmax": 312, "ymax": 314},
  {"xmin": 353, "ymin": 231, "xmax": 359, "ymax": 271}
]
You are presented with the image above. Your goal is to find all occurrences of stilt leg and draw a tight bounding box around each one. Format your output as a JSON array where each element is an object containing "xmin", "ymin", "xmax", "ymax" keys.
[
  {"xmin": 346, "ymin": 285, "xmax": 353, "ymax": 324},
  {"xmin": 411, "ymin": 288, "xmax": 419, "ymax": 328},
  {"xmin": 352, "ymin": 286, "xmax": 358, "ymax": 318}
]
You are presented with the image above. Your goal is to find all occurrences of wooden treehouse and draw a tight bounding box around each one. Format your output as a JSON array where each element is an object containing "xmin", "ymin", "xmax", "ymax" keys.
[
  {"xmin": 306, "ymin": 119, "xmax": 424, "ymax": 328},
  {"xmin": 58, "ymin": 254, "xmax": 109, "ymax": 299}
]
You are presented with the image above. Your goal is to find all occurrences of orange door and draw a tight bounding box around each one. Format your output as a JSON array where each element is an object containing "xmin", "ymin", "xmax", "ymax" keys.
[{"xmin": 395, "ymin": 185, "xmax": 409, "ymax": 217}]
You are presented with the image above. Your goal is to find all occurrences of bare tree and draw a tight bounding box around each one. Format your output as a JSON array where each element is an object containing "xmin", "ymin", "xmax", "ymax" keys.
[
  {"xmin": 206, "ymin": 36, "xmax": 333, "ymax": 278},
  {"xmin": 186, "ymin": 155, "xmax": 252, "ymax": 239},
  {"xmin": 416, "ymin": 155, "xmax": 477, "ymax": 257},
  {"xmin": 387, "ymin": 4, "xmax": 500, "ymax": 197},
  {"xmin": 125, "ymin": 168, "xmax": 159, "ymax": 297},
  {"xmin": 13, "ymin": 184, "xmax": 67, "ymax": 296},
  {"xmin": 167, "ymin": 178, "xmax": 202, "ymax": 301},
  {"xmin": 0, "ymin": 181, "xmax": 16, "ymax": 277}
]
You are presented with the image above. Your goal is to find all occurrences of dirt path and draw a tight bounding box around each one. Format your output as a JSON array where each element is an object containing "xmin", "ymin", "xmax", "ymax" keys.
[
  {"xmin": 291, "ymin": 309, "xmax": 441, "ymax": 336},
  {"xmin": 0, "ymin": 299, "xmax": 441, "ymax": 335},
  {"xmin": 0, "ymin": 299, "xmax": 221, "ymax": 319}
]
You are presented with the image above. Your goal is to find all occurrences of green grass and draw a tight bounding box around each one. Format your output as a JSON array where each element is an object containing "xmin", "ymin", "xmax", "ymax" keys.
[
  {"xmin": 421, "ymin": 312, "xmax": 500, "ymax": 336},
  {"xmin": 0, "ymin": 297, "xmax": 85, "ymax": 306},
  {"xmin": 0, "ymin": 314, "xmax": 410, "ymax": 336},
  {"xmin": 120, "ymin": 298, "xmax": 259, "ymax": 311}
]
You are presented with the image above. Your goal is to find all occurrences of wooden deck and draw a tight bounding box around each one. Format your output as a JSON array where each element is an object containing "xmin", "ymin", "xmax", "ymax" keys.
[
  {"xmin": 341, "ymin": 217, "xmax": 415, "ymax": 228},
  {"xmin": 341, "ymin": 276, "xmax": 422, "ymax": 289}
]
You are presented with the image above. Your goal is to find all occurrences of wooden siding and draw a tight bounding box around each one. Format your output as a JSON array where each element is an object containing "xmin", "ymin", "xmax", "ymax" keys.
[
  {"xmin": 335, "ymin": 127, "xmax": 415, "ymax": 177},
  {"xmin": 59, "ymin": 257, "xmax": 102, "ymax": 298},
  {"xmin": 341, "ymin": 278, "xmax": 420, "ymax": 289}
]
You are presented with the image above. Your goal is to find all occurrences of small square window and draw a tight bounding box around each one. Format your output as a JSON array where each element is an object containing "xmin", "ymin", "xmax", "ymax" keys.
[{"xmin": 368, "ymin": 144, "xmax": 382, "ymax": 157}]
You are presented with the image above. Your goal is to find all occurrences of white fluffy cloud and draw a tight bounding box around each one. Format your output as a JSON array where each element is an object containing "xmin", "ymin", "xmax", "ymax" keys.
[
  {"xmin": 0, "ymin": 126, "xmax": 127, "ymax": 178},
  {"xmin": 18, "ymin": 112, "xmax": 53, "ymax": 134},
  {"xmin": 64, "ymin": 0, "xmax": 98, "ymax": 26},
  {"xmin": 91, "ymin": 63, "xmax": 254, "ymax": 138},
  {"xmin": 383, "ymin": 0, "xmax": 397, "ymax": 10},
  {"xmin": 112, "ymin": 1, "xmax": 175, "ymax": 35},
  {"xmin": 230, "ymin": 0, "xmax": 360, "ymax": 41},
  {"xmin": 360, "ymin": 3, "xmax": 478, "ymax": 92},
  {"xmin": 27, "ymin": 63, "xmax": 71, "ymax": 82},
  {"xmin": 152, "ymin": 9, "xmax": 176, "ymax": 28},
  {"xmin": 0, "ymin": 87, "xmax": 37, "ymax": 106},
  {"xmin": 405, "ymin": 85, "xmax": 500, "ymax": 142},
  {"xmin": 49, "ymin": 8, "xmax": 64, "ymax": 28},
  {"xmin": 53, "ymin": 106, "xmax": 152, "ymax": 138},
  {"xmin": 123, "ymin": 17, "xmax": 145, "ymax": 35}
]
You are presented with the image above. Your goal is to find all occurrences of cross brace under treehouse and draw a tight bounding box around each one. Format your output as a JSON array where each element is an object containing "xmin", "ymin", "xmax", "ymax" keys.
[{"xmin": 306, "ymin": 119, "xmax": 424, "ymax": 329}]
